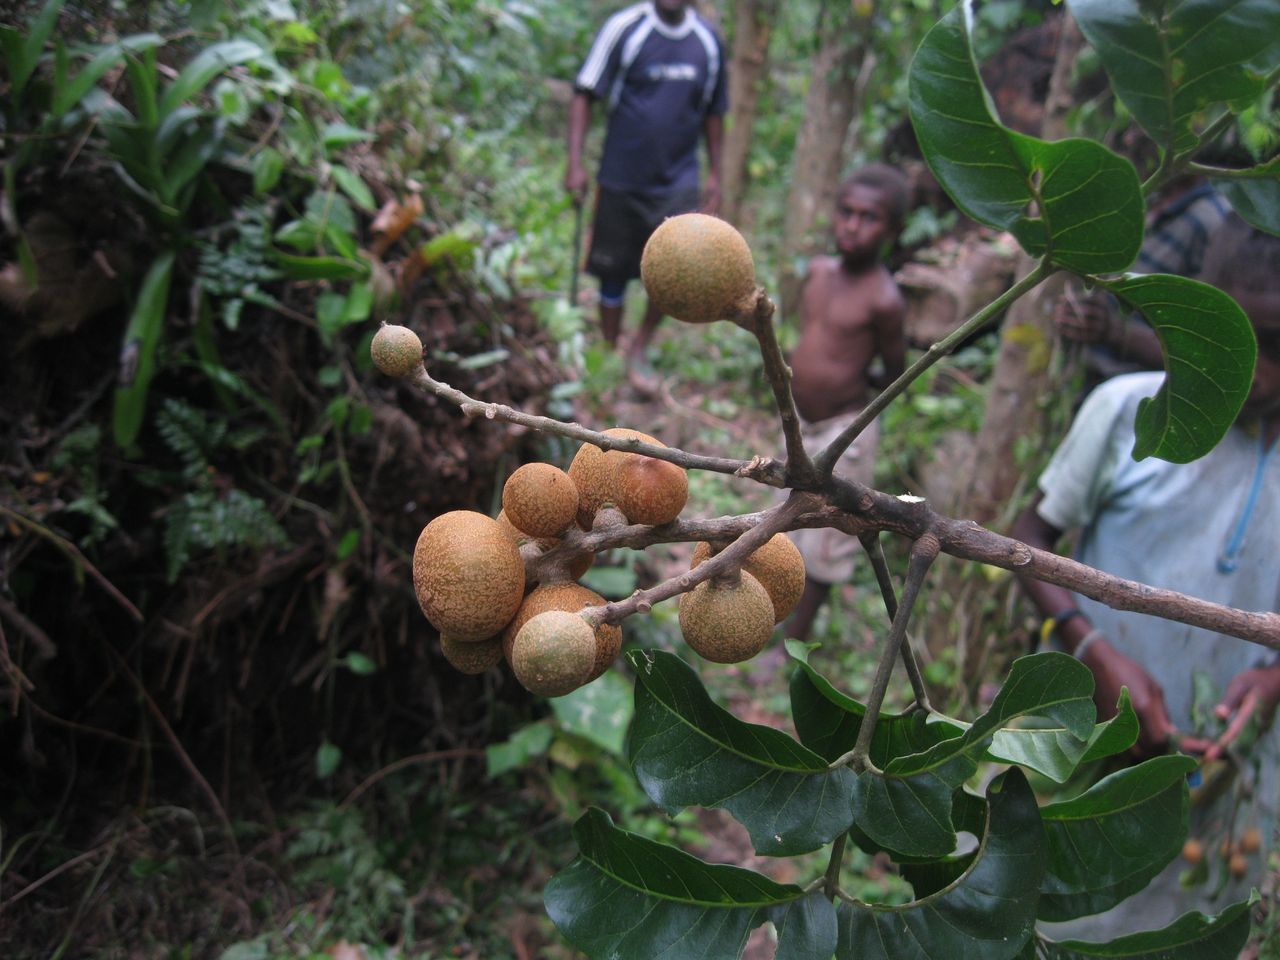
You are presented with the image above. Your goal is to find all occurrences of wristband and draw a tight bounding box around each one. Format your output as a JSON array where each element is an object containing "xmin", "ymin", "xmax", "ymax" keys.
[
  {"xmin": 1073, "ymin": 628, "xmax": 1105, "ymax": 661},
  {"xmin": 1039, "ymin": 607, "xmax": 1085, "ymax": 647}
]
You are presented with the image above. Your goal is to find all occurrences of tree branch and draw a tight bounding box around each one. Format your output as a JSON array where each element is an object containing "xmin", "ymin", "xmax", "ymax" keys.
[{"xmin": 858, "ymin": 531, "xmax": 931, "ymax": 711}]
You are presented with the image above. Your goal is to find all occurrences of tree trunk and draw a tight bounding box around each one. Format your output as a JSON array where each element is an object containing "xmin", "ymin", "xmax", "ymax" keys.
[
  {"xmin": 777, "ymin": 3, "xmax": 874, "ymax": 323},
  {"xmin": 721, "ymin": 0, "xmax": 777, "ymax": 226}
]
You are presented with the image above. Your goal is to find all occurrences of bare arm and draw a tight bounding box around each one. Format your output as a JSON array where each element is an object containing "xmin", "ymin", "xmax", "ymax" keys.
[
  {"xmin": 1012, "ymin": 493, "xmax": 1174, "ymax": 755},
  {"xmin": 565, "ymin": 91, "xmax": 593, "ymax": 204},
  {"xmin": 701, "ymin": 113, "xmax": 723, "ymax": 214},
  {"xmin": 873, "ymin": 292, "xmax": 907, "ymax": 387}
]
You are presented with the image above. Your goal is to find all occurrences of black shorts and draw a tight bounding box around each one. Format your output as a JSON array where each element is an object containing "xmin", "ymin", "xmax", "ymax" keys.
[{"xmin": 585, "ymin": 186, "xmax": 701, "ymax": 284}]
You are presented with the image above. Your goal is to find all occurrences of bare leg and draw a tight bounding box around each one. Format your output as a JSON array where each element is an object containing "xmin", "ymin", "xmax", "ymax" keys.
[
  {"xmin": 785, "ymin": 577, "xmax": 832, "ymax": 644},
  {"xmin": 628, "ymin": 299, "xmax": 664, "ymax": 363},
  {"xmin": 600, "ymin": 302, "xmax": 624, "ymax": 349}
]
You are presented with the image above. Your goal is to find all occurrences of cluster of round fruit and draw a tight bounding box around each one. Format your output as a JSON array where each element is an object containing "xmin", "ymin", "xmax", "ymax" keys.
[
  {"xmin": 1181, "ymin": 825, "xmax": 1263, "ymax": 880},
  {"xmin": 407, "ymin": 427, "xmax": 806, "ymax": 698},
  {"xmin": 376, "ymin": 210, "xmax": 790, "ymax": 696}
]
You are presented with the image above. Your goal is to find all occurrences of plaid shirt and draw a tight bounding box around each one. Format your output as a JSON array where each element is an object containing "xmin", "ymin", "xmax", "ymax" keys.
[{"xmin": 1135, "ymin": 181, "xmax": 1232, "ymax": 278}]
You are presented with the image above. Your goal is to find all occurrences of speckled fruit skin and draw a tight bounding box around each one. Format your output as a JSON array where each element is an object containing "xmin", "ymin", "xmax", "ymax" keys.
[
  {"xmin": 496, "ymin": 510, "xmax": 594, "ymax": 582},
  {"xmin": 413, "ymin": 511, "xmax": 525, "ymax": 642},
  {"xmin": 439, "ymin": 633, "xmax": 503, "ymax": 675},
  {"xmin": 679, "ymin": 570, "xmax": 775, "ymax": 664},
  {"xmin": 370, "ymin": 324, "xmax": 423, "ymax": 377},
  {"xmin": 502, "ymin": 582, "xmax": 620, "ymax": 680},
  {"xmin": 691, "ymin": 533, "xmax": 805, "ymax": 623},
  {"xmin": 614, "ymin": 455, "xmax": 687, "ymax": 526},
  {"xmin": 640, "ymin": 213, "xmax": 756, "ymax": 323},
  {"xmin": 503, "ymin": 462, "xmax": 579, "ymax": 538},
  {"xmin": 568, "ymin": 428, "xmax": 663, "ymax": 530},
  {"xmin": 511, "ymin": 610, "xmax": 597, "ymax": 697}
]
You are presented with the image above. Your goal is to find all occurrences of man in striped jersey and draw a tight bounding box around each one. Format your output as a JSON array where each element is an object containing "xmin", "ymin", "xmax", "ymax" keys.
[{"xmin": 565, "ymin": 1, "xmax": 729, "ymax": 395}]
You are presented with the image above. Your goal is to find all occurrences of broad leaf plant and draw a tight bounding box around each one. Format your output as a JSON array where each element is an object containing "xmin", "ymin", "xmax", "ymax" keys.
[{"xmin": 381, "ymin": 2, "xmax": 1280, "ymax": 957}]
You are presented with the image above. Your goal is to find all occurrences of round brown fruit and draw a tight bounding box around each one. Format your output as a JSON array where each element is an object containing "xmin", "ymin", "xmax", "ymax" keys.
[
  {"xmin": 692, "ymin": 533, "xmax": 806, "ymax": 623},
  {"xmin": 568, "ymin": 428, "xmax": 663, "ymax": 530},
  {"xmin": 640, "ymin": 213, "xmax": 757, "ymax": 324},
  {"xmin": 511, "ymin": 610, "xmax": 597, "ymax": 697},
  {"xmin": 1229, "ymin": 852, "xmax": 1249, "ymax": 878},
  {"xmin": 503, "ymin": 462, "xmax": 579, "ymax": 538},
  {"xmin": 439, "ymin": 633, "xmax": 503, "ymax": 675},
  {"xmin": 502, "ymin": 582, "xmax": 620, "ymax": 681},
  {"xmin": 413, "ymin": 510, "xmax": 525, "ymax": 642},
  {"xmin": 1239, "ymin": 827, "xmax": 1262, "ymax": 854},
  {"xmin": 370, "ymin": 324, "xmax": 423, "ymax": 378},
  {"xmin": 679, "ymin": 570, "xmax": 775, "ymax": 664},
  {"xmin": 614, "ymin": 454, "xmax": 687, "ymax": 526}
]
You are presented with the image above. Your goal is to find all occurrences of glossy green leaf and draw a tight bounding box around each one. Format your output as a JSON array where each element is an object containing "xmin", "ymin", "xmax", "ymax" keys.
[
  {"xmin": 897, "ymin": 790, "xmax": 986, "ymax": 897},
  {"xmin": 113, "ymin": 252, "xmax": 176, "ymax": 448},
  {"xmin": 1041, "ymin": 895, "xmax": 1254, "ymax": 958},
  {"xmin": 331, "ymin": 164, "xmax": 375, "ymax": 211},
  {"xmin": 627, "ymin": 649, "xmax": 855, "ymax": 857},
  {"xmin": 908, "ymin": 2, "xmax": 1144, "ymax": 274},
  {"xmin": 1098, "ymin": 274, "xmax": 1256, "ymax": 463},
  {"xmin": 551, "ymin": 669, "xmax": 633, "ymax": 756},
  {"xmin": 1038, "ymin": 755, "xmax": 1194, "ymax": 922},
  {"xmin": 322, "ymin": 121, "xmax": 375, "ymax": 151},
  {"xmin": 157, "ymin": 39, "xmax": 263, "ymax": 120},
  {"xmin": 836, "ymin": 770, "xmax": 1044, "ymax": 960},
  {"xmin": 1215, "ymin": 171, "xmax": 1280, "ymax": 237},
  {"xmin": 546, "ymin": 808, "xmax": 838, "ymax": 960},
  {"xmin": 1067, "ymin": 0, "xmax": 1280, "ymax": 154},
  {"xmin": 888, "ymin": 653, "xmax": 1096, "ymax": 780},
  {"xmin": 850, "ymin": 767, "xmax": 960, "ymax": 859},
  {"xmin": 1080, "ymin": 689, "xmax": 1139, "ymax": 763},
  {"xmin": 788, "ymin": 650, "xmax": 963, "ymax": 766}
]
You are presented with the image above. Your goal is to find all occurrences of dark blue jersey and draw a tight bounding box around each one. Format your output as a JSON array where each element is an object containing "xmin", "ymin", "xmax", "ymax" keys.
[{"xmin": 575, "ymin": 3, "xmax": 728, "ymax": 196}]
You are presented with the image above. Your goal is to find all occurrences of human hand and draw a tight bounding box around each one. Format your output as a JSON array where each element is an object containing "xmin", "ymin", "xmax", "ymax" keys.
[
  {"xmin": 1081, "ymin": 636, "xmax": 1174, "ymax": 758},
  {"xmin": 1199, "ymin": 663, "xmax": 1280, "ymax": 762},
  {"xmin": 700, "ymin": 175, "xmax": 722, "ymax": 216},
  {"xmin": 1054, "ymin": 292, "xmax": 1119, "ymax": 345},
  {"xmin": 564, "ymin": 166, "xmax": 589, "ymax": 206}
]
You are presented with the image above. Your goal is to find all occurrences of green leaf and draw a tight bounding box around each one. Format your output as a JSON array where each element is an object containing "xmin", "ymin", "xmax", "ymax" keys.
[
  {"xmin": 1215, "ymin": 174, "xmax": 1280, "ymax": 237},
  {"xmin": 113, "ymin": 252, "xmax": 176, "ymax": 448},
  {"xmin": 789, "ymin": 653, "xmax": 963, "ymax": 766},
  {"xmin": 627, "ymin": 649, "xmax": 855, "ymax": 857},
  {"xmin": 1038, "ymin": 755, "xmax": 1194, "ymax": 922},
  {"xmin": 1098, "ymin": 274, "xmax": 1256, "ymax": 463},
  {"xmin": 1080, "ymin": 689, "xmax": 1139, "ymax": 763},
  {"xmin": 851, "ymin": 768, "xmax": 961, "ymax": 859},
  {"xmin": 888, "ymin": 653, "xmax": 1096, "ymax": 780},
  {"xmin": 6, "ymin": 0, "xmax": 65, "ymax": 98},
  {"xmin": 908, "ymin": 2, "xmax": 1144, "ymax": 274},
  {"xmin": 546, "ymin": 808, "xmax": 838, "ymax": 960},
  {"xmin": 158, "ymin": 39, "xmax": 263, "ymax": 120},
  {"xmin": 340, "ymin": 651, "xmax": 376, "ymax": 676},
  {"xmin": 836, "ymin": 770, "xmax": 1045, "ymax": 960},
  {"xmin": 252, "ymin": 147, "xmax": 285, "ymax": 195},
  {"xmin": 485, "ymin": 721, "xmax": 554, "ymax": 777},
  {"xmin": 51, "ymin": 33, "xmax": 164, "ymax": 118},
  {"xmin": 331, "ymin": 164, "xmax": 375, "ymax": 211},
  {"xmin": 551, "ymin": 669, "xmax": 633, "ymax": 756},
  {"xmin": 269, "ymin": 250, "xmax": 368, "ymax": 281},
  {"xmin": 1066, "ymin": 0, "xmax": 1280, "ymax": 155},
  {"xmin": 322, "ymin": 121, "xmax": 374, "ymax": 151},
  {"xmin": 1041, "ymin": 895, "xmax": 1254, "ymax": 959},
  {"xmin": 315, "ymin": 739, "xmax": 341, "ymax": 778}
]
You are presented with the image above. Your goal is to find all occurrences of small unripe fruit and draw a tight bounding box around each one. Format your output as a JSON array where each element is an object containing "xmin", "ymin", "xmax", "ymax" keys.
[
  {"xmin": 511, "ymin": 610, "xmax": 596, "ymax": 697},
  {"xmin": 439, "ymin": 633, "xmax": 503, "ymax": 675},
  {"xmin": 679, "ymin": 570, "xmax": 775, "ymax": 664},
  {"xmin": 1228, "ymin": 852, "xmax": 1248, "ymax": 878},
  {"xmin": 503, "ymin": 462, "xmax": 579, "ymax": 538},
  {"xmin": 692, "ymin": 533, "xmax": 806, "ymax": 623},
  {"xmin": 1182, "ymin": 838, "xmax": 1203, "ymax": 865},
  {"xmin": 413, "ymin": 511, "xmax": 525, "ymax": 642},
  {"xmin": 640, "ymin": 213, "xmax": 757, "ymax": 323},
  {"xmin": 370, "ymin": 324, "xmax": 423, "ymax": 377},
  {"xmin": 1239, "ymin": 827, "xmax": 1262, "ymax": 854}
]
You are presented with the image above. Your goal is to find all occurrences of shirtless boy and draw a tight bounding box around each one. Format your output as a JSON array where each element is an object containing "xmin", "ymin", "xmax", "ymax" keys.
[{"xmin": 784, "ymin": 164, "xmax": 909, "ymax": 643}]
